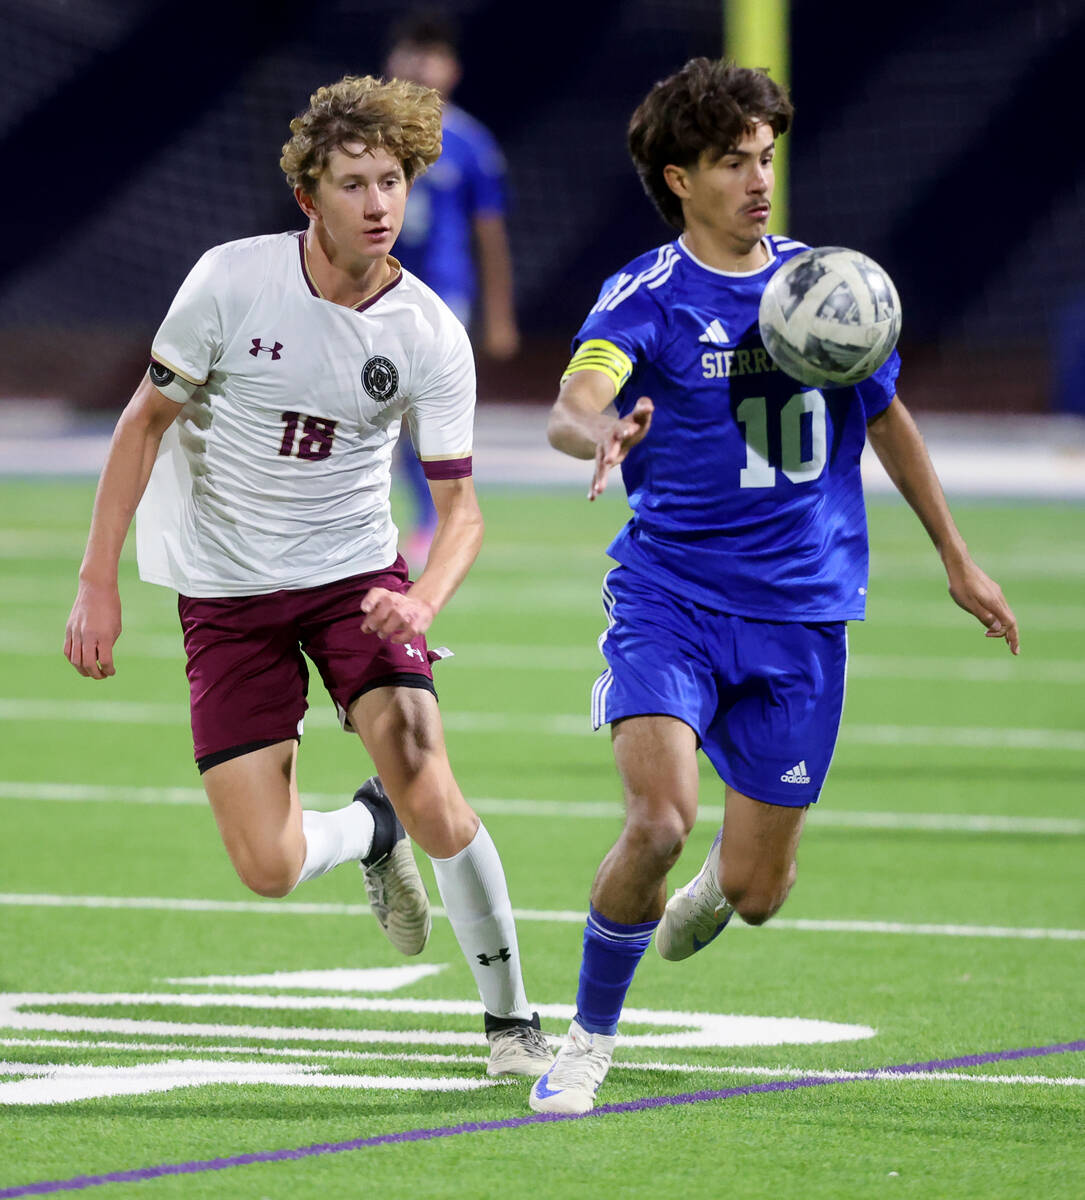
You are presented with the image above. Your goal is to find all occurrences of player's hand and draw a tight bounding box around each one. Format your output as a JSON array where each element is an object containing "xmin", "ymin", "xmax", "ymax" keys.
[
  {"xmin": 946, "ymin": 560, "xmax": 1020, "ymax": 655},
  {"xmin": 360, "ymin": 587, "xmax": 436, "ymax": 644},
  {"xmin": 64, "ymin": 582, "xmax": 122, "ymax": 679},
  {"xmin": 589, "ymin": 396, "xmax": 654, "ymax": 501}
]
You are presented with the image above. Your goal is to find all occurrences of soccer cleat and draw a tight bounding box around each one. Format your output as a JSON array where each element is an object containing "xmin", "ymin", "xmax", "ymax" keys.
[
  {"xmin": 528, "ymin": 1019, "xmax": 615, "ymax": 1114},
  {"xmin": 354, "ymin": 777, "xmax": 431, "ymax": 956},
  {"xmin": 655, "ymin": 828, "xmax": 734, "ymax": 961},
  {"xmin": 485, "ymin": 1012, "xmax": 555, "ymax": 1078}
]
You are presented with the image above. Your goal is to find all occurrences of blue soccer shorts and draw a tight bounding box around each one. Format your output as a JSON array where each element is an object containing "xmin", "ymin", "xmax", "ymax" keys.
[{"xmin": 590, "ymin": 566, "xmax": 848, "ymax": 807}]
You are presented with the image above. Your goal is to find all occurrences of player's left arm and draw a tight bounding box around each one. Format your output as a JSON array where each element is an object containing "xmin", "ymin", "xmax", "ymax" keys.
[
  {"xmin": 473, "ymin": 214, "xmax": 519, "ymax": 360},
  {"xmin": 467, "ymin": 127, "xmax": 519, "ymax": 361},
  {"xmin": 866, "ymin": 396, "xmax": 1019, "ymax": 654},
  {"xmin": 361, "ymin": 476, "xmax": 484, "ymax": 644}
]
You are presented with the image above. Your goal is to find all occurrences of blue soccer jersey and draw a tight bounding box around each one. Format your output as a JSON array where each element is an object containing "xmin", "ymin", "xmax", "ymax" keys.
[
  {"xmin": 568, "ymin": 235, "xmax": 900, "ymax": 621},
  {"xmin": 395, "ymin": 104, "xmax": 507, "ymax": 315}
]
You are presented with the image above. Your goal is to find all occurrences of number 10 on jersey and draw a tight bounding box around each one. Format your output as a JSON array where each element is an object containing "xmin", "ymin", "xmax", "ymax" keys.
[{"xmin": 737, "ymin": 391, "xmax": 826, "ymax": 488}]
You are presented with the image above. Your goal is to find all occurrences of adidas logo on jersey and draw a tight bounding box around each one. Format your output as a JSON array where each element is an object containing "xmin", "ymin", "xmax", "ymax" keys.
[
  {"xmin": 780, "ymin": 761, "xmax": 811, "ymax": 784},
  {"xmin": 698, "ymin": 319, "xmax": 730, "ymax": 344}
]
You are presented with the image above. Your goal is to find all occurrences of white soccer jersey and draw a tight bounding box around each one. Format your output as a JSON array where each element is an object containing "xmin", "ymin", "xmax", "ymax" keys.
[{"xmin": 135, "ymin": 232, "xmax": 475, "ymax": 597}]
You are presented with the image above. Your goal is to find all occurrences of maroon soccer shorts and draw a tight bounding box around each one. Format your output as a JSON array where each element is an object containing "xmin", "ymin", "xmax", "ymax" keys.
[{"xmin": 177, "ymin": 557, "xmax": 436, "ymax": 771}]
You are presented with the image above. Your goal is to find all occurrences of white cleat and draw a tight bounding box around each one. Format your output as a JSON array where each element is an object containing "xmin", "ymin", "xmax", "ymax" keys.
[
  {"xmin": 655, "ymin": 828, "xmax": 734, "ymax": 961},
  {"xmin": 355, "ymin": 777, "xmax": 431, "ymax": 956},
  {"xmin": 528, "ymin": 1019, "xmax": 616, "ymax": 1114},
  {"xmin": 485, "ymin": 1014, "xmax": 555, "ymax": 1077}
]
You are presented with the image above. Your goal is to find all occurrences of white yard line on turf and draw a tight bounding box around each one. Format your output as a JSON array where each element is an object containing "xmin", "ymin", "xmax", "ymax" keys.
[
  {"xmin": 0, "ymin": 531, "xmax": 92, "ymax": 555},
  {"xmin": 608, "ymin": 1062, "xmax": 1085, "ymax": 1086},
  {"xmin": 1, "ymin": 698, "xmax": 1084, "ymax": 752},
  {"xmin": 0, "ymin": 1037, "xmax": 488, "ymax": 1067},
  {"xmin": 845, "ymin": 655, "xmax": 1085, "ymax": 684},
  {"xmin": 1, "ymin": 1038, "xmax": 1080, "ymax": 1088},
  {"xmin": 0, "ymin": 893, "xmax": 1081, "ymax": 941},
  {"xmin": 2, "ymin": 780, "xmax": 1083, "ymax": 836},
  {"xmin": 0, "ymin": 630, "xmax": 183, "ymax": 658}
]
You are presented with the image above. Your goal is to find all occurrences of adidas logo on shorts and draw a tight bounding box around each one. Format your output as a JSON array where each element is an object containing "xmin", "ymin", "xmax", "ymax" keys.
[{"xmin": 781, "ymin": 761, "xmax": 811, "ymax": 785}]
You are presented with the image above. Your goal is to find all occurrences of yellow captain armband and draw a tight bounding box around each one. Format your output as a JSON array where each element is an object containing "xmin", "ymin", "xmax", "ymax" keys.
[{"xmin": 560, "ymin": 339, "xmax": 634, "ymax": 392}]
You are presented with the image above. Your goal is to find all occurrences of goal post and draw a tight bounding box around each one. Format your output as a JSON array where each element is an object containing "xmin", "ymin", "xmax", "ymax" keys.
[{"xmin": 724, "ymin": 0, "xmax": 790, "ymax": 236}]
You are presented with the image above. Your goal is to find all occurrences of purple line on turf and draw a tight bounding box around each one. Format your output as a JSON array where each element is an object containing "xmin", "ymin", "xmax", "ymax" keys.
[{"xmin": 3, "ymin": 1039, "xmax": 1082, "ymax": 1197}]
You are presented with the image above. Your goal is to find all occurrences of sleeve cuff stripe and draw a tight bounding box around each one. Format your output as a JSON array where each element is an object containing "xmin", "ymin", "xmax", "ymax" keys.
[
  {"xmin": 422, "ymin": 456, "xmax": 472, "ymax": 480},
  {"xmin": 150, "ymin": 353, "xmax": 205, "ymax": 387}
]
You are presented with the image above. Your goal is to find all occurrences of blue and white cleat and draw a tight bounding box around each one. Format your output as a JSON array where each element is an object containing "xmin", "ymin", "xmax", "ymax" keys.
[
  {"xmin": 655, "ymin": 828, "xmax": 734, "ymax": 961},
  {"xmin": 528, "ymin": 1019, "xmax": 615, "ymax": 1114}
]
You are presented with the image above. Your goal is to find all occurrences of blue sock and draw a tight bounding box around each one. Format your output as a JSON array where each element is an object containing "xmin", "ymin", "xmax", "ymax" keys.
[{"xmin": 574, "ymin": 905, "xmax": 658, "ymax": 1036}]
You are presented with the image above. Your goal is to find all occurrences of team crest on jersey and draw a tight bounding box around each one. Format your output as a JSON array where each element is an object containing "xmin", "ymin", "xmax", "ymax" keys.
[{"xmin": 362, "ymin": 356, "xmax": 399, "ymax": 403}]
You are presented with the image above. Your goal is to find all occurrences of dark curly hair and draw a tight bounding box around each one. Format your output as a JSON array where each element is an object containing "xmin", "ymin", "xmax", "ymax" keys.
[{"xmin": 628, "ymin": 58, "xmax": 794, "ymax": 230}]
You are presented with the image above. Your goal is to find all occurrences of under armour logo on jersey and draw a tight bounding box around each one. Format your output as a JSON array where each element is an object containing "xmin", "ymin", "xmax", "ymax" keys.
[
  {"xmin": 698, "ymin": 319, "xmax": 731, "ymax": 345},
  {"xmin": 250, "ymin": 339, "xmax": 283, "ymax": 359},
  {"xmin": 405, "ymin": 645, "xmax": 424, "ymax": 662},
  {"xmin": 477, "ymin": 948, "xmax": 511, "ymax": 966}
]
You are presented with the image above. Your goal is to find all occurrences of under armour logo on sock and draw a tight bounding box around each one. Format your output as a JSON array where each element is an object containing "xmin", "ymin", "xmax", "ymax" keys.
[{"xmin": 477, "ymin": 948, "xmax": 511, "ymax": 965}]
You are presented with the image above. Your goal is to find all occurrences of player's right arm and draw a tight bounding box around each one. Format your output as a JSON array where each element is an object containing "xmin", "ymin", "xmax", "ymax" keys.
[
  {"xmin": 547, "ymin": 368, "xmax": 653, "ymax": 501},
  {"xmin": 64, "ymin": 374, "xmax": 183, "ymax": 679}
]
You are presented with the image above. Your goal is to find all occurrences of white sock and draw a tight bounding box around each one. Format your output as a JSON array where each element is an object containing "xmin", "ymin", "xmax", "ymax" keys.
[
  {"xmin": 294, "ymin": 804, "xmax": 375, "ymax": 888},
  {"xmin": 430, "ymin": 822, "xmax": 532, "ymax": 1021}
]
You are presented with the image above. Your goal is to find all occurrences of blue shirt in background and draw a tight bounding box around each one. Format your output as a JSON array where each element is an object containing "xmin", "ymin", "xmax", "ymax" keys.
[{"xmin": 396, "ymin": 103, "xmax": 507, "ymax": 319}]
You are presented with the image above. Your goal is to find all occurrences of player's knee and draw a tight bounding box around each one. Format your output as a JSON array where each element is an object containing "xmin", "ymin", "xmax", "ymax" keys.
[
  {"xmin": 395, "ymin": 785, "xmax": 477, "ymax": 858},
  {"xmin": 732, "ymin": 894, "xmax": 779, "ymax": 926},
  {"xmin": 374, "ymin": 749, "xmax": 474, "ymax": 855},
  {"xmin": 231, "ymin": 851, "xmax": 299, "ymax": 898},
  {"xmin": 622, "ymin": 808, "xmax": 691, "ymax": 871},
  {"xmin": 238, "ymin": 868, "xmax": 295, "ymax": 899},
  {"xmin": 727, "ymin": 861, "xmax": 797, "ymax": 926}
]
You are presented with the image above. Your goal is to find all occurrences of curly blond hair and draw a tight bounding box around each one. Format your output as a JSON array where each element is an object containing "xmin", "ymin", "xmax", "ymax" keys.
[{"xmin": 281, "ymin": 75, "xmax": 443, "ymax": 194}]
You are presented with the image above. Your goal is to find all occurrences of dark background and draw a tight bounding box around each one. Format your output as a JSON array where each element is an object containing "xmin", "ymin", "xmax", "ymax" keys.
[{"xmin": 1, "ymin": 0, "xmax": 1082, "ymax": 413}]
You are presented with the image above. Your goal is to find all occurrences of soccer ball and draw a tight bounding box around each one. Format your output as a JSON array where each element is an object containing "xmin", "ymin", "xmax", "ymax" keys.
[{"xmin": 758, "ymin": 246, "xmax": 901, "ymax": 388}]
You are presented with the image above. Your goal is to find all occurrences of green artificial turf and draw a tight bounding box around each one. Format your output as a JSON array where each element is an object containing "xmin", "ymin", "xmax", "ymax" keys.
[{"xmin": 0, "ymin": 480, "xmax": 1082, "ymax": 1198}]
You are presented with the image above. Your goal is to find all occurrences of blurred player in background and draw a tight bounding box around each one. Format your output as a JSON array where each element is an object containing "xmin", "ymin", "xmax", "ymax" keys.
[
  {"xmin": 385, "ymin": 10, "xmax": 520, "ymax": 567},
  {"xmin": 64, "ymin": 74, "xmax": 552, "ymax": 1079},
  {"xmin": 530, "ymin": 57, "xmax": 1018, "ymax": 1115}
]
